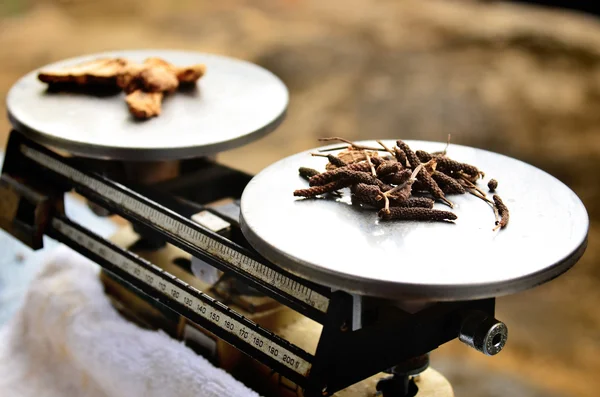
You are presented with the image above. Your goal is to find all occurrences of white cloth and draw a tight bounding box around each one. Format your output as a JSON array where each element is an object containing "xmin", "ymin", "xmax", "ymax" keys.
[{"xmin": 0, "ymin": 245, "xmax": 259, "ymax": 397}]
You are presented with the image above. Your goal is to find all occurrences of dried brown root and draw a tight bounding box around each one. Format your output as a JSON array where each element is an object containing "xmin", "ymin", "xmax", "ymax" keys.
[
  {"xmin": 493, "ymin": 194, "xmax": 509, "ymax": 231},
  {"xmin": 38, "ymin": 58, "xmax": 129, "ymax": 88},
  {"xmin": 125, "ymin": 90, "xmax": 163, "ymax": 119},
  {"xmin": 378, "ymin": 207, "xmax": 457, "ymax": 222},
  {"xmin": 299, "ymin": 167, "xmax": 320, "ymax": 181},
  {"xmin": 293, "ymin": 179, "xmax": 350, "ymax": 198},
  {"xmin": 488, "ymin": 179, "xmax": 498, "ymax": 192}
]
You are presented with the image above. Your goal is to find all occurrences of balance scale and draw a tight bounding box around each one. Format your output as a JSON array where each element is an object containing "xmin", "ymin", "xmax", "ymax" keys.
[{"xmin": 0, "ymin": 50, "xmax": 589, "ymax": 397}]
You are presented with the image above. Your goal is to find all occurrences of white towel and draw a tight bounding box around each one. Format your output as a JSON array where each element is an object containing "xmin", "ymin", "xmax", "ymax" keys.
[{"xmin": 0, "ymin": 244, "xmax": 259, "ymax": 397}]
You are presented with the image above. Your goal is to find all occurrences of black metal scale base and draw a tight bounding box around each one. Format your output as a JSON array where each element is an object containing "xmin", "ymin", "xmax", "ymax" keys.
[
  {"xmin": 0, "ymin": 129, "xmax": 505, "ymax": 396},
  {"xmin": 2, "ymin": 49, "xmax": 588, "ymax": 397}
]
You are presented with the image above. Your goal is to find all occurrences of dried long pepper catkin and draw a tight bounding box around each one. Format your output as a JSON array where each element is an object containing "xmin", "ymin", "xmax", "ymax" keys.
[
  {"xmin": 396, "ymin": 143, "xmax": 450, "ymax": 205},
  {"xmin": 416, "ymin": 170, "xmax": 452, "ymax": 207},
  {"xmin": 298, "ymin": 167, "xmax": 320, "ymax": 181},
  {"xmin": 415, "ymin": 150, "xmax": 433, "ymax": 163},
  {"xmin": 383, "ymin": 169, "xmax": 412, "ymax": 185},
  {"xmin": 395, "ymin": 197, "xmax": 435, "ymax": 209},
  {"xmin": 376, "ymin": 161, "xmax": 403, "ymax": 176},
  {"xmin": 353, "ymin": 185, "xmax": 434, "ymax": 209},
  {"xmin": 396, "ymin": 140, "xmax": 421, "ymax": 169},
  {"xmin": 334, "ymin": 169, "xmax": 391, "ymax": 191},
  {"xmin": 295, "ymin": 137, "xmax": 513, "ymax": 229},
  {"xmin": 416, "ymin": 150, "xmax": 483, "ymax": 180},
  {"xmin": 352, "ymin": 183, "xmax": 382, "ymax": 206},
  {"xmin": 432, "ymin": 171, "xmax": 466, "ymax": 195},
  {"xmin": 309, "ymin": 161, "xmax": 372, "ymax": 186},
  {"xmin": 378, "ymin": 207, "xmax": 457, "ymax": 222},
  {"xmin": 311, "ymin": 153, "xmax": 348, "ymax": 168},
  {"xmin": 293, "ymin": 179, "xmax": 350, "ymax": 197},
  {"xmin": 326, "ymin": 154, "xmax": 347, "ymax": 168},
  {"xmin": 394, "ymin": 147, "xmax": 409, "ymax": 167},
  {"xmin": 488, "ymin": 179, "xmax": 498, "ymax": 192},
  {"xmin": 493, "ymin": 194, "xmax": 509, "ymax": 230}
]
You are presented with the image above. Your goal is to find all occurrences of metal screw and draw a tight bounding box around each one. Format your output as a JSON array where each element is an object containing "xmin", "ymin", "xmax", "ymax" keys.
[{"xmin": 459, "ymin": 311, "xmax": 508, "ymax": 356}]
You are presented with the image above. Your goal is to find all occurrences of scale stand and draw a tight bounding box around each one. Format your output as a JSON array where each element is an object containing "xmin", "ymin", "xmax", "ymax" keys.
[{"xmin": 0, "ymin": 50, "xmax": 589, "ymax": 396}]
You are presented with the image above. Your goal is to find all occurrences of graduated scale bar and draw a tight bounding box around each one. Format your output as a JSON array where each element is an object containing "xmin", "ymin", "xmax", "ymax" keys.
[
  {"xmin": 49, "ymin": 216, "xmax": 313, "ymax": 385},
  {"xmin": 15, "ymin": 136, "xmax": 330, "ymax": 322}
]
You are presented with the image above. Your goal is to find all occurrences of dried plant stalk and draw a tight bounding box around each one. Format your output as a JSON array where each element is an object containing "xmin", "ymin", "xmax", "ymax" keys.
[{"xmin": 318, "ymin": 137, "xmax": 387, "ymax": 152}]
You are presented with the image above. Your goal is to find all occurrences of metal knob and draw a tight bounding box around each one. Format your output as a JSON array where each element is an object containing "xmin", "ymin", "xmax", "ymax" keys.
[{"xmin": 459, "ymin": 312, "xmax": 508, "ymax": 356}]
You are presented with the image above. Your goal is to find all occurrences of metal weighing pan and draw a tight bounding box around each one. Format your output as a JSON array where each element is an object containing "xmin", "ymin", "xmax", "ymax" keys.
[
  {"xmin": 6, "ymin": 49, "xmax": 288, "ymax": 161},
  {"xmin": 240, "ymin": 140, "xmax": 589, "ymax": 301}
]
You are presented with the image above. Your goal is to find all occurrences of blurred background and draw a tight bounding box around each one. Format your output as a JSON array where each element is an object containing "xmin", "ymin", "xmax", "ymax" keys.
[{"xmin": 1, "ymin": 0, "xmax": 599, "ymax": 396}]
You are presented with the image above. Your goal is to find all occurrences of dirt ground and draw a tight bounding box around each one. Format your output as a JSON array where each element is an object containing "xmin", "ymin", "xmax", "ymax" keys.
[{"xmin": 1, "ymin": 1, "xmax": 599, "ymax": 396}]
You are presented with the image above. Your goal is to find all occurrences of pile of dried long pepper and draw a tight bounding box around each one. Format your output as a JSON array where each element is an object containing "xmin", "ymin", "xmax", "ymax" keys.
[{"xmin": 294, "ymin": 137, "xmax": 509, "ymax": 230}]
